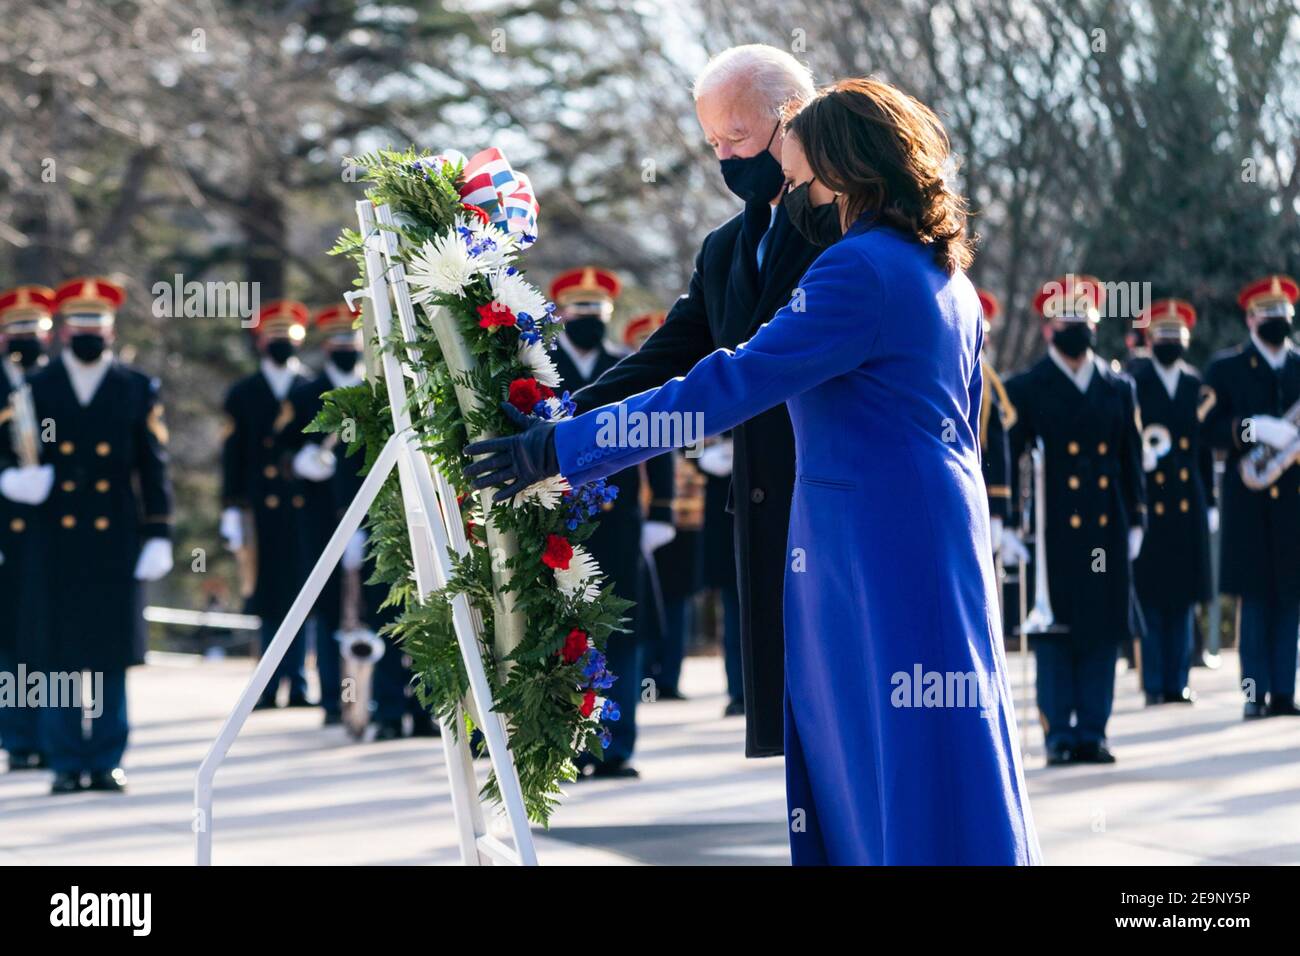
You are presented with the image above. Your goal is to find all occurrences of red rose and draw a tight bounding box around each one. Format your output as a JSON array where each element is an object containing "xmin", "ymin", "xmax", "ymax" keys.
[
  {"xmin": 542, "ymin": 534, "xmax": 573, "ymax": 570},
  {"xmin": 580, "ymin": 690, "xmax": 597, "ymax": 718},
  {"xmin": 508, "ymin": 377, "xmax": 545, "ymax": 414},
  {"xmin": 560, "ymin": 628, "xmax": 588, "ymax": 664},
  {"xmin": 462, "ymin": 202, "xmax": 490, "ymax": 225},
  {"xmin": 477, "ymin": 302, "xmax": 516, "ymax": 329}
]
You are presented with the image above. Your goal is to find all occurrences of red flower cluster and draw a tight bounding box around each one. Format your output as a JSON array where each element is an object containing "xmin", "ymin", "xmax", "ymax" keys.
[
  {"xmin": 580, "ymin": 691, "xmax": 597, "ymax": 718},
  {"xmin": 462, "ymin": 202, "xmax": 490, "ymax": 225},
  {"xmin": 542, "ymin": 534, "xmax": 573, "ymax": 570},
  {"xmin": 507, "ymin": 377, "xmax": 554, "ymax": 415},
  {"xmin": 477, "ymin": 302, "xmax": 516, "ymax": 329},
  {"xmin": 560, "ymin": 628, "xmax": 588, "ymax": 664}
]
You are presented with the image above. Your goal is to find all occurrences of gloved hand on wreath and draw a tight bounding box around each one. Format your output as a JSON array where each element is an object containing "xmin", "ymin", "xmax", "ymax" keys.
[{"xmin": 463, "ymin": 402, "xmax": 560, "ymax": 503}]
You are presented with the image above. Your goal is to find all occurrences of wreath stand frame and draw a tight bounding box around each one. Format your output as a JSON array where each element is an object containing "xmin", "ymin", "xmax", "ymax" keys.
[{"xmin": 193, "ymin": 199, "xmax": 538, "ymax": 867}]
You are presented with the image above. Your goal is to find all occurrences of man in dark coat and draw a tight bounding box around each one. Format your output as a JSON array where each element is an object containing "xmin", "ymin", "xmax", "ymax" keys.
[
  {"xmin": 0, "ymin": 285, "xmax": 55, "ymax": 771},
  {"xmin": 4, "ymin": 278, "xmax": 174, "ymax": 793},
  {"xmin": 1202, "ymin": 274, "xmax": 1300, "ymax": 719},
  {"xmin": 219, "ymin": 300, "xmax": 313, "ymax": 709},
  {"xmin": 569, "ymin": 44, "xmax": 821, "ymax": 757},
  {"xmin": 548, "ymin": 267, "xmax": 674, "ymax": 777},
  {"xmin": 1006, "ymin": 275, "xmax": 1146, "ymax": 766},
  {"xmin": 1130, "ymin": 299, "xmax": 1214, "ymax": 706}
]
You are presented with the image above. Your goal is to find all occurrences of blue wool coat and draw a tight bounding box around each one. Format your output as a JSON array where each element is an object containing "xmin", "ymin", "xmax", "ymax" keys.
[{"xmin": 554, "ymin": 220, "xmax": 1040, "ymax": 865}]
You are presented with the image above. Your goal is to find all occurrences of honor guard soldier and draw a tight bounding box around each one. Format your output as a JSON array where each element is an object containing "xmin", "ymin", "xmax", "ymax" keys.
[
  {"xmin": 220, "ymin": 299, "xmax": 314, "ymax": 710},
  {"xmin": 549, "ymin": 268, "xmax": 674, "ymax": 778},
  {"xmin": 1005, "ymin": 275, "xmax": 1146, "ymax": 765},
  {"xmin": 975, "ymin": 289, "xmax": 1024, "ymax": 565},
  {"xmin": 0, "ymin": 285, "xmax": 56, "ymax": 771},
  {"xmin": 1202, "ymin": 275, "xmax": 1300, "ymax": 719},
  {"xmin": 4, "ymin": 278, "xmax": 175, "ymax": 793},
  {"xmin": 1131, "ymin": 299, "xmax": 1214, "ymax": 705}
]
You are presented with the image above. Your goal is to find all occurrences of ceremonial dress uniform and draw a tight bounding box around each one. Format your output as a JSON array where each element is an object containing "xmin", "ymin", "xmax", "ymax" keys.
[
  {"xmin": 1202, "ymin": 275, "xmax": 1300, "ymax": 718},
  {"xmin": 220, "ymin": 301, "xmax": 313, "ymax": 709},
  {"xmin": 549, "ymin": 270, "xmax": 674, "ymax": 775},
  {"xmin": 1005, "ymin": 276, "xmax": 1146, "ymax": 764},
  {"xmin": 1130, "ymin": 300, "xmax": 1213, "ymax": 705},
  {"xmin": 0, "ymin": 285, "xmax": 56, "ymax": 769},
  {"xmin": 15, "ymin": 278, "xmax": 174, "ymax": 792}
]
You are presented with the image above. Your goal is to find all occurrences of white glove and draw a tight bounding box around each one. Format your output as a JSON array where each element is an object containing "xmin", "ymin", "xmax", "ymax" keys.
[
  {"xmin": 293, "ymin": 443, "xmax": 337, "ymax": 482},
  {"xmin": 220, "ymin": 507, "xmax": 244, "ymax": 551},
  {"xmin": 998, "ymin": 524, "xmax": 1030, "ymax": 564},
  {"xmin": 0, "ymin": 464, "xmax": 53, "ymax": 505},
  {"xmin": 1207, "ymin": 506, "xmax": 1220, "ymax": 534},
  {"xmin": 1128, "ymin": 526, "xmax": 1144, "ymax": 561},
  {"xmin": 342, "ymin": 529, "xmax": 366, "ymax": 572},
  {"xmin": 640, "ymin": 520, "xmax": 676, "ymax": 555},
  {"xmin": 698, "ymin": 440, "xmax": 733, "ymax": 477},
  {"xmin": 1249, "ymin": 415, "xmax": 1299, "ymax": 451},
  {"xmin": 134, "ymin": 538, "xmax": 174, "ymax": 581}
]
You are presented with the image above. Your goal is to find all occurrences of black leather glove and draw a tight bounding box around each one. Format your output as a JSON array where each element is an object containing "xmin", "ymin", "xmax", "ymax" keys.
[{"xmin": 463, "ymin": 402, "xmax": 560, "ymax": 503}]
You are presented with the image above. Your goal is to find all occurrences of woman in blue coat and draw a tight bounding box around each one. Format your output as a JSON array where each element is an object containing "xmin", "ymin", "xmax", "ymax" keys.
[{"xmin": 467, "ymin": 78, "xmax": 1040, "ymax": 865}]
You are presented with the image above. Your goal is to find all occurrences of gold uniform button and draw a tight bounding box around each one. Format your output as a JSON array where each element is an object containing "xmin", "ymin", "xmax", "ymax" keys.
[
  {"xmin": 1270, "ymin": 486, "xmax": 1280, "ymax": 499},
  {"xmin": 265, "ymin": 494, "xmax": 280, "ymax": 509},
  {"xmin": 1069, "ymin": 514, "xmax": 1082, "ymax": 529},
  {"xmin": 1179, "ymin": 499, "xmax": 1189, "ymax": 513},
  {"xmin": 59, "ymin": 441, "xmax": 74, "ymax": 455},
  {"xmin": 601, "ymin": 501, "xmax": 615, "ymax": 512},
  {"xmin": 291, "ymin": 495, "xmax": 305, "ymax": 509},
  {"xmin": 1154, "ymin": 471, "xmax": 1165, "ymax": 485},
  {"xmin": 1098, "ymin": 475, "xmax": 1110, "ymax": 489},
  {"xmin": 96, "ymin": 442, "xmax": 111, "ymax": 456},
  {"xmin": 61, "ymin": 480, "xmax": 76, "ymax": 492},
  {"xmin": 1068, "ymin": 476, "xmax": 1080, "ymax": 490},
  {"xmin": 61, "ymin": 515, "xmax": 76, "ymax": 529},
  {"xmin": 1178, "ymin": 437, "xmax": 1190, "ymax": 450},
  {"xmin": 95, "ymin": 479, "xmax": 110, "ymax": 493},
  {"xmin": 94, "ymin": 516, "xmax": 110, "ymax": 531},
  {"xmin": 1179, "ymin": 468, "xmax": 1189, "ymax": 482},
  {"xmin": 263, "ymin": 465, "xmax": 277, "ymax": 479},
  {"xmin": 1099, "ymin": 514, "xmax": 1109, "ymax": 527},
  {"xmin": 1154, "ymin": 502, "xmax": 1165, "ymax": 516},
  {"xmin": 1067, "ymin": 441, "xmax": 1080, "ymax": 455},
  {"xmin": 1097, "ymin": 442, "xmax": 1109, "ymax": 455},
  {"xmin": 9, "ymin": 518, "xmax": 24, "ymax": 533}
]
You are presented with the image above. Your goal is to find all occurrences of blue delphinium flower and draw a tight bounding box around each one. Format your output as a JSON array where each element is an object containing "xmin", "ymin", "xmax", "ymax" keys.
[
  {"xmin": 599, "ymin": 728, "xmax": 612, "ymax": 749},
  {"xmin": 601, "ymin": 699, "xmax": 620, "ymax": 722}
]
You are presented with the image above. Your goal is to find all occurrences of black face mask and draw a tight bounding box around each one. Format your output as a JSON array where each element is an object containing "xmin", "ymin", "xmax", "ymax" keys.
[
  {"xmin": 1256, "ymin": 316, "xmax": 1292, "ymax": 348},
  {"xmin": 329, "ymin": 349, "xmax": 359, "ymax": 373},
  {"xmin": 69, "ymin": 334, "xmax": 106, "ymax": 363},
  {"xmin": 784, "ymin": 181, "xmax": 842, "ymax": 247},
  {"xmin": 265, "ymin": 340, "xmax": 296, "ymax": 366},
  {"xmin": 564, "ymin": 316, "xmax": 605, "ymax": 351},
  {"xmin": 1052, "ymin": 323, "xmax": 1094, "ymax": 359},
  {"xmin": 719, "ymin": 124, "xmax": 784, "ymax": 203},
  {"xmin": 7, "ymin": 338, "xmax": 43, "ymax": 369},
  {"xmin": 1152, "ymin": 342, "xmax": 1185, "ymax": 367}
]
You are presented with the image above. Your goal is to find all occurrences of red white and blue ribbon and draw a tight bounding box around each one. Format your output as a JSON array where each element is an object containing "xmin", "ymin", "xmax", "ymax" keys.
[{"xmin": 460, "ymin": 147, "xmax": 540, "ymax": 240}]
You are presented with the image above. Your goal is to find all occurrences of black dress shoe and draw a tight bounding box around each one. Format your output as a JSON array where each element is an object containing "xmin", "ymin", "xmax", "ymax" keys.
[
  {"xmin": 286, "ymin": 694, "xmax": 316, "ymax": 709},
  {"xmin": 408, "ymin": 713, "xmax": 440, "ymax": 737},
  {"xmin": 1268, "ymin": 695, "xmax": 1300, "ymax": 716},
  {"xmin": 87, "ymin": 768, "xmax": 127, "ymax": 792},
  {"xmin": 581, "ymin": 760, "xmax": 640, "ymax": 780},
  {"xmin": 655, "ymin": 688, "xmax": 686, "ymax": 701},
  {"xmin": 253, "ymin": 696, "xmax": 278, "ymax": 711},
  {"xmin": 1167, "ymin": 687, "xmax": 1197, "ymax": 704},
  {"xmin": 372, "ymin": 719, "xmax": 404, "ymax": 741},
  {"xmin": 51, "ymin": 771, "xmax": 84, "ymax": 794},
  {"xmin": 1144, "ymin": 692, "xmax": 1165, "ymax": 706},
  {"xmin": 1075, "ymin": 741, "xmax": 1117, "ymax": 764},
  {"xmin": 723, "ymin": 699, "xmax": 745, "ymax": 717},
  {"xmin": 322, "ymin": 711, "xmax": 343, "ymax": 727},
  {"xmin": 5, "ymin": 750, "xmax": 45, "ymax": 771},
  {"xmin": 1045, "ymin": 743, "xmax": 1074, "ymax": 766},
  {"xmin": 1243, "ymin": 700, "xmax": 1269, "ymax": 720}
]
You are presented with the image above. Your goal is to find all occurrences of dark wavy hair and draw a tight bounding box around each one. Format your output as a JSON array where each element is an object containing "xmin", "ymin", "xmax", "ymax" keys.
[{"xmin": 786, "ymin": 77, "xmax": 975, "ymax": 274}]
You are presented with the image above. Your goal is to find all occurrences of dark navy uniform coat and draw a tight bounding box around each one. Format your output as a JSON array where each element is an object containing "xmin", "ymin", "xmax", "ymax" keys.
[
  {"xmin": 0, "ymin": 363, "xmax": 42, "ymax": 662},
  {"xmin": 1202, "ymin": 342, "xmax": 1300, "ymax": 602}
]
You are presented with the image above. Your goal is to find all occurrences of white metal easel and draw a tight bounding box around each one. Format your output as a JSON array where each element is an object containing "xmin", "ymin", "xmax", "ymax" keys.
[{"xmin": 194, "ymin": 200, "xmax": 538, "ymax": 866}]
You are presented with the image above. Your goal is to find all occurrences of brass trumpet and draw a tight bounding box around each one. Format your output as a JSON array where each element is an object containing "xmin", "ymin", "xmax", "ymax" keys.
[
  {"xmin": 1019, "ymin": 438, "xmax": 1067, "ymax": 636},
  {"xmin": 1239, "ymin": 400, "xmax": 1300, "ymax": 490}
]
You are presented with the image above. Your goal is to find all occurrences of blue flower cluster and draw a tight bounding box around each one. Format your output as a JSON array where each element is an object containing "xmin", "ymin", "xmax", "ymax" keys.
[
  {"xmin": 582, "ymin": 650, "xmax": 617, "ymax": 692},
  {"xmin": 561, "ymin": 479, "xmax": 618, "ymax": 530},
  {"xmin": 456, "ymin": 223, "xmax": 499, "ymax": 258}
]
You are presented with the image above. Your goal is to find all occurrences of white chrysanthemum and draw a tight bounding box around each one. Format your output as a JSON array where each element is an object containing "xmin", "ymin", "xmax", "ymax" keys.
[
  {"xmin": 406, "ymin": 231, "xmax": 477, "ymax": 301},
  {"xmin": 489, "ymin": 268, "xmax": 549, "ymax": 322},
  {"xmin": 512, "ymin": 474, "xmax": 570, "ymax": 510},
  {"xmin": 517, "ymin": 338, "xmax": 561, "ymax": 388},
  {"xmin": 553, "ymin": 545, "xmax": 603, "ymax": 603}
]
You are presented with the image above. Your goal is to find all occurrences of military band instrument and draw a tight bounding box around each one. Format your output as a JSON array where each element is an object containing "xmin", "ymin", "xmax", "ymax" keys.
[
  {"xmin": 337, "ymin": 560, "xmax": 385, "ymax": 740},
  {"xmin": 1019, "ymin": 438, "xmax": 1067, "ymax": 636},
  {"xmin": 1239, "ymin": 398, "xmax": 1300, "ymax": 490},
  {"xmin": 6, "ymin": 380, "xmax": 41, "ymax": 468},
  {"xmin": 1141, "ymin": 422, "xmax": 1171, "ymax": 473}
]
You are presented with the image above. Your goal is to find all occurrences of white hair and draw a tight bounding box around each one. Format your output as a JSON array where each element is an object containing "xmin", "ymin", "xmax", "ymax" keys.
[{"xmin": 692, "ymin": 44, "xmax": 816, "ymax": 118}]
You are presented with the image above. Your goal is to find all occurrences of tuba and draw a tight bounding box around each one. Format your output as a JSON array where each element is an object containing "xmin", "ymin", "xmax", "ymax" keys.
[
  {"xmin": 1239, "ymin": 399, "xmax": 1300, "ymax": 490},
  {"xmin": 1019, "ymin": 438, "xmax": 1067, "ymax": 636}
]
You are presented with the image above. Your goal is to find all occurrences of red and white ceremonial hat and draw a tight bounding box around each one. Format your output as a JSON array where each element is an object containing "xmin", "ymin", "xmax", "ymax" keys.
[
  {"xmin": 0, "ymin": 285, "xmax": 56, "ymax": 336},
  {"xmin": 54, "ymin": 277, "xmax": 125, "ymax": 330},
  {"xmin": 250, "ymin": 299, "xmax": 309, "ymax": 341},
  {"xmin": 1237, "ymin": 274, "xmax": 1298, "ymax": 317},
  {"xmin": 1139, "ymin": 298, "xmax": 1196, "ymax": 341},
  {"xmin": 623, "ymin": 311, "xmax": 666, "ymax": 350},
  {"xmin": 549, "ymin": 267, "xmax": 621, "ymax": 313},
  {"xmin": 313, "ymin": 302, "xmax": 360, "ymax": 342},
  {"xmin": 976, "ymin": 288, "xmax": 1001, "ymax": 327},
  {"xmin": 1033, "ymin": 274, "xmax": 1104, "ymax": 321}
]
